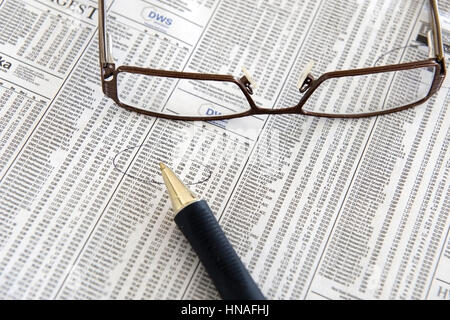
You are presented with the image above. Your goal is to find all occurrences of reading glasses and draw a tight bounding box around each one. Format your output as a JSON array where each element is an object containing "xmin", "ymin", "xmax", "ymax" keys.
[{"xmin": 98, "ymin": 0, "xmax": 446, "ymax": 121}]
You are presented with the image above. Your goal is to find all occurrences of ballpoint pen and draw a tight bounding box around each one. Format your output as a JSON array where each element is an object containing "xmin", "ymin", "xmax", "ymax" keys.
[{"xmin": 159, "ymin": 162, "xmax": 266, "ymax": 300}]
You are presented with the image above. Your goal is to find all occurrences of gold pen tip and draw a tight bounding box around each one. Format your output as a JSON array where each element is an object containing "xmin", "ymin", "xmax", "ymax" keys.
[{"xmin": 159, "ymin": 162, "xmax": 198, "ymax": 214}]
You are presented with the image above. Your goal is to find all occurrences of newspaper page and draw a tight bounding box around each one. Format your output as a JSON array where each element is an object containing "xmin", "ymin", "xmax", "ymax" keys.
[{"xmin": 0, "ymin": 0, "xmax": 448, "ymax": 300}]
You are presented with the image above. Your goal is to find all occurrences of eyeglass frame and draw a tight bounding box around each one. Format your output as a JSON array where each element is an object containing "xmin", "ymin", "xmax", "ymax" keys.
[{"xmin": 98, "ymin": 0, "xmax": 446, "ymax": 121}]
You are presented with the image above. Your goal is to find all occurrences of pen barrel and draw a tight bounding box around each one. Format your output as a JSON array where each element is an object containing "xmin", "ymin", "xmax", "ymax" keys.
[{"xmin": 174, "ymin": 200, "xmax": 265, "ymax": 300}]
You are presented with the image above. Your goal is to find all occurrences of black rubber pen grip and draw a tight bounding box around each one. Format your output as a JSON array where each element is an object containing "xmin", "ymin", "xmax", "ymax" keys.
[{"xmin": 174, "ymin": 200, "xmax": 265, "ymax": 300}]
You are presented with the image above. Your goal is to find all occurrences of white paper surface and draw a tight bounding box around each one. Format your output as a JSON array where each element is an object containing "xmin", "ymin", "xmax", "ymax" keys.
[{"xmin": 0, "ymin": 0, "xmax": 449, "ymax": 300}]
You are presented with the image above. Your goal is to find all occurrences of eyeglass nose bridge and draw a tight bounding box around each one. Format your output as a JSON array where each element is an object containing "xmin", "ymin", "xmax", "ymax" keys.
[
  {"xmin": 239, "ymin": 75, "xmax": 254, "ymax": 95},
  {"xmin": 299, "ymin": 73, "xmax": 315, "ymax": 93},
  {"xmin": 297, "ymin": 61, "xmax": 316, "ymax": 93}
]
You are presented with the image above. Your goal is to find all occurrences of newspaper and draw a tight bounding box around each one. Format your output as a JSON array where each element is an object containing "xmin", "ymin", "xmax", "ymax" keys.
[{"xmin": 0, "ymin": 0, "xmax": 448, "ymax": 300}]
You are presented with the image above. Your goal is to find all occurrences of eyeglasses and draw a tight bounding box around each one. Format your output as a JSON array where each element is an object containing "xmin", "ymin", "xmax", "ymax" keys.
[{"xmin": 98, "ymin": 0, "xmax": 446, "ymax": 121}]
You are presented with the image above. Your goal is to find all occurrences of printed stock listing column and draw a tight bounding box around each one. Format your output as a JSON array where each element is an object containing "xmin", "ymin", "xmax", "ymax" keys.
[
  {"xmin": 0, "ymin": 0, "xmax": 98, "ymax": 299},
  {"xmin": 181, "ymin": 0, "xmax": 325, "ymax": 299},
  {"xmin": 0, "ymin": 0, "xmax": 95, "ymax": 180},
  {"xmin": 0, "ymin": 0, "xmax": 448, "ymax": 301},
  {"xmin": 0, "ymin": 0, "xmax": 216, "ymax": 299},
  {"xmin": 306, "ymin": 4, "xmax": 450, "ymax": 300},
  {"xmin": 183, "ymin": 0, "xmax": 450, "ymax": 300},
  {"xmin": 55, "ymin": 0, "xmax": 256, "ymax": 299}
]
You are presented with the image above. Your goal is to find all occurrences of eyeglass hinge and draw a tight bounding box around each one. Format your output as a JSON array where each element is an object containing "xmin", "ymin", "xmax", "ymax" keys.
[{"xmin": 102, "ymin": 63, "xmax": 115, "ymax": 80}]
